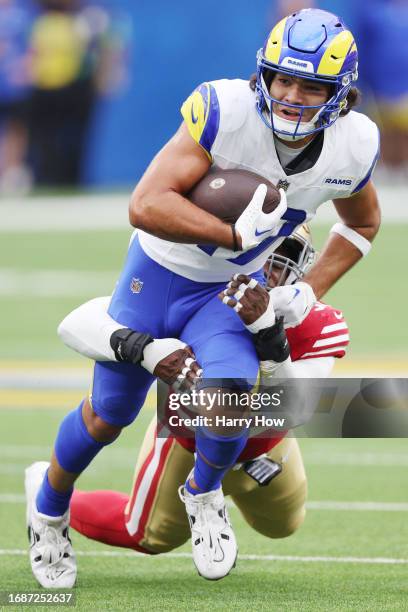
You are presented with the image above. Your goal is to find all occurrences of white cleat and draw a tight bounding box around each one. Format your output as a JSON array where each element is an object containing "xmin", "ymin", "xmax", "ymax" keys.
[
  {"xmin": 25, "ymin": 461, "xmax": 77, "ymax": 589},
  {"xmin": 179, "ymin": 481, "xmax": 237, "ymax": 580}
]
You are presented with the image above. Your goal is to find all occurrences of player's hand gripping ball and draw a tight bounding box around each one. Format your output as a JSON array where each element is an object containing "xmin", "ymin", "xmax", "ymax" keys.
[{"xmin": 187, "ymin": 167, "xmax": 287, "ymax": 251}]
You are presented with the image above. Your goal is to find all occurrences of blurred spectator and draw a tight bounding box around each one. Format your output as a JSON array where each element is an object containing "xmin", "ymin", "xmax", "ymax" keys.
[
  {"xmin": 28, "ymin": 0, "xmax": 128, "ymax": 187},
  {"xmin": 355, "ymin": 0, "xmax": 408, "ymax": 174},
  {"xmin": 0, "ymin": 0, "xmax": 34, "ymax": 194}
]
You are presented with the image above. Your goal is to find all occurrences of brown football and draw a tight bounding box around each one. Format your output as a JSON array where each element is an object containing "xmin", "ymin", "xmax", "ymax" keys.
[{"xmin": 186, "ymin": 166, "xmax": 281, "ymax": 224}]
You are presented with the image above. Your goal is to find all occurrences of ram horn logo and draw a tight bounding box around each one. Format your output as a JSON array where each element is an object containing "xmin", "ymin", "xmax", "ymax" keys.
[{"xmin": 130, "ymin": 278, "xmax": 144, "ymax": 294}]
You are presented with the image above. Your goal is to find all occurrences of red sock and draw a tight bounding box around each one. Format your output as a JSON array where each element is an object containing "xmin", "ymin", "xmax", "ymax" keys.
[{"xmin": 70, "ymin": 490, "xmax": 154, "ymax": 554}]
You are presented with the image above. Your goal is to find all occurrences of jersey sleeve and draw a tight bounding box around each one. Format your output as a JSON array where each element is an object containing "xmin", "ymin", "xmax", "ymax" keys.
[
  {"xmin": 180, "ymin": 82, "xmax": 221, "ymax": 159},
  {"xmin": 351, "ymin": 117, "xmax": 381, "ymax": 194},
  {"xmin": 286, "ymin": 302, "xmax": 350, "ymax": 361}
]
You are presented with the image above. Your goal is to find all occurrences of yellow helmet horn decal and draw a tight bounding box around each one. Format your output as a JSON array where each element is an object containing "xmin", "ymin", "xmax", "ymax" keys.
[
  {"xmin": 264, "ymin": 17, "xmax": 288, "ymax": 65},
  {"xmin": 317, "ymin": 31, "xmax": 355, "ymax": 76}
]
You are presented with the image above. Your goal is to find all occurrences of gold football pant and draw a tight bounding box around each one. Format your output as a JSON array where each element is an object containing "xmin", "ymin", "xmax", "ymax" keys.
[{"xmin": 124, "ymin": 418, "xmax": 307, "ymax": 553}]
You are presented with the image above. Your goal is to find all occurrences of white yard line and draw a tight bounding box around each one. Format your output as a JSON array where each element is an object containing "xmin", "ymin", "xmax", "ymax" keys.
[
  {"xmin": 0, "ymin": 466, "xmax": 29, "ymax": 475},
  {"xmin": 304, "ymin": 451, "xmax": 408, "ymax": 467},
  {"xmin": 1, "ymin": 493, "xmax": 407, "ymax": 512},
  {"xmin": 0, "ymin": 548, "xmax": 407, "ymax": 565},
  {"xmin": 2, "ymin": 446, "xmax": 407, "ymax": 467},
  {"xmin": 306, "ymin": 501, "xmax": 408, "ymax": 511},
  {"xmin": 0, "ymin": 269, "xmax": 116, "ymax": 297},
  {"xmin": 1, "ymin": 363, "xmax": 407, "ymax": 393},
  {"xmin": 1, "ymin": 184, "xmax": 407, "ymax": 231},
  {"xmin": 0, "ymin": 195, "xmax": 130, "ymax": 232},
  {"xmin": 0, "ymin": 445, "xmax": 134, "ymax": 460},
  {"xmin": 0, "ymin": 494, "xmax": 26, "ymax": 502}
]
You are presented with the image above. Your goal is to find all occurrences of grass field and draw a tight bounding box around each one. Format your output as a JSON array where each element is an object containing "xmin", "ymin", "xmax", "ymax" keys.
[{"xmin": 0, "ymin": 208, "xmax": 407, "ymax": 609}]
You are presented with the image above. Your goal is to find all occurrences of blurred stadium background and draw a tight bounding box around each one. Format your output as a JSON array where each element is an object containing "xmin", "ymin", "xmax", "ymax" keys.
[{"xmin": 1, "ymin": 0, "xmax": 407, "ymax": 608}]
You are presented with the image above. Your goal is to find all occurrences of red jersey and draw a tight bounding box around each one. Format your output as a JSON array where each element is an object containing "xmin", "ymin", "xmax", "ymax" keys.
[
  {"xmin": 176, "ymin": 302, "xmax": 349, "ymax": 461},
  {"xmin": 286, "ymin": 302, "xmax": 349, "ymax": 361}
]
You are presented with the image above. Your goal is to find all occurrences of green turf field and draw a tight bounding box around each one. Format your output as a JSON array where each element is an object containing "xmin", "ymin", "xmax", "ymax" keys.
[{"xmin": 1, "ymin": 407, "xmax": 407, "ymax": 611}]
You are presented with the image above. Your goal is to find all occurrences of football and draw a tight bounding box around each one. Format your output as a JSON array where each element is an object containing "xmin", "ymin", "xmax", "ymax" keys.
[{"xmin": 186, "ymin": 166, "xmax": 281, "ymax": 224}]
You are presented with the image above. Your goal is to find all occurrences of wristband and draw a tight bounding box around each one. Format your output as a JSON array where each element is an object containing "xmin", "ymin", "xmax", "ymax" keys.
[
  {"xmin": 330, "ymin": 222, "xmax": 371, "ymax": 257},
  {"xmin": 230, "ymin": 223, "xmax": 239, "ymax": 252},
  {"xmin": 245, "ymin": 295, "xmax": 275, "ymax": 334},
  {"xmin": 253, "ymin": 317, "xmax": 290, "ymax": 363},
  {"xmin": 141, "ymin": 337, "xmax": 188, "ymax": 374},
  {"xmin": 110, "ymin": 328, "xmax": 154, "ymax": 364}
]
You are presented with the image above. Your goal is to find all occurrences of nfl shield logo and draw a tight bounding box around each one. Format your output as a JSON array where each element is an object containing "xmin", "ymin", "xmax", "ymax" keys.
[
  {"xmin": 130, "ymin": 278, "xmax": 144, "ymax": 294},
  {"xmin": 277, "ymin": 179, "xmax": 290, "ymax": 192}
]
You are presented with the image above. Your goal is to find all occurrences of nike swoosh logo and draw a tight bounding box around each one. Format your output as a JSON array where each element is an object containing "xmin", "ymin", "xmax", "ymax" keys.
[
  {"xmin": 191, "ymin": 105, "xmax": 199, "ymax": 124},
  {"xmin": 288, "ymin": 288, "xmax": 300, "ymax": 304},
  {"xmin": 334, "ymin": 311, "xmax": 343, "ymax": 320},
  {"xmin": 255, "ymin": 228, "xmax": 270, "ymax": 237},
  {"xmin": 54, "ymin": 570, "xmax": 66, "ymax": 579}
]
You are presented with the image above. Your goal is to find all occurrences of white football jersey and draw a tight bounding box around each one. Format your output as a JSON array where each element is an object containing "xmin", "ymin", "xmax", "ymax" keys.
[{"xmin": 139, "ymin": 79, "xmax": 379, "ymax": 282}]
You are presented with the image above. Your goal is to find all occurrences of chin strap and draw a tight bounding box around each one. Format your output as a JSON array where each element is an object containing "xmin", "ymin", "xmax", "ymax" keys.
[{"xmin": 272, "ymin": 113, "xmax": 316, "ymax": 141}]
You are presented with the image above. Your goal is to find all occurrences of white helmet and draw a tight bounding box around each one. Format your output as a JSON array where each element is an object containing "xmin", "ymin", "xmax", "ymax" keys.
[{"xmin": 264, "ymin": 224, "xmax": 316, "ymax": 287}]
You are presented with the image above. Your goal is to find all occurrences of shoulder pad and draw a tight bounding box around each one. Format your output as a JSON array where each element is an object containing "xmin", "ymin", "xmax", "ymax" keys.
[
  {"xmin": 181, "ymin": 82, "xmax": 220, "ymax": 158},
  {"xmin": 345, "ymin": 112, "xmax": 380, "ymax": 192},
  {"xmin": 180, "ymin": 79, "xmax": 251, "ymax": 157},
  {"xmin": 211, "ymin": 79, "xmax": 251, "ymax": 133}
]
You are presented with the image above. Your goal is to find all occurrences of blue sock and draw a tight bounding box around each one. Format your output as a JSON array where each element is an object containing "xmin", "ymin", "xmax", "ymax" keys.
[
  {"xmin": 36, "ymin": 402, "xmax": 109, "ymax": 517},
  {"xmin": 187, "ymin": 427, "xmax": 249, "ymax": 495},
  {"xmin": 36, "ymin": 470, "xmax": 73, "ymax": 517}
]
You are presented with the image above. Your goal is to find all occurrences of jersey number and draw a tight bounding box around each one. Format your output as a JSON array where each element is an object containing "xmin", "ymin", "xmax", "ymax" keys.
[{"xmin": 197, "ymin": 208, "xmax": 306, "ymax": 264}]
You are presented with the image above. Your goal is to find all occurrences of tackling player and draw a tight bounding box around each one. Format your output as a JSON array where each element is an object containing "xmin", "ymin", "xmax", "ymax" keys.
[
  {"xmin": 51, "ymin": 226, "xmax": 349, "ymax": 558},
  {"xmin": 25, "ymin": 8, "xmax": 379, "ymax": 586}
]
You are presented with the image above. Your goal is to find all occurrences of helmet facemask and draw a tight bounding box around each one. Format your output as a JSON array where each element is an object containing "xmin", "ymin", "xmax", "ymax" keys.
[
  {"xmin": 256, "ymin": 57, "xmax": 354, "ymax": 140},
  {"xmin": 264, "ymin": 228, "xmax": 316, "ymax": 288}
]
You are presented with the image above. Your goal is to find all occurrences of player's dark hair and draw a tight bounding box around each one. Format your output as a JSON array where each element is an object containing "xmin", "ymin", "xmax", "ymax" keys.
[
  {"xmin": 275, "ymin": 238, "xmax": 302, "ymax": 263},
  {"xmin": 249, "ymin": 73, "xmax": 361, "ymax": 115},
  {"xmin": 342, "ymin": 87, "xmax": 361, "ymax": 114}
]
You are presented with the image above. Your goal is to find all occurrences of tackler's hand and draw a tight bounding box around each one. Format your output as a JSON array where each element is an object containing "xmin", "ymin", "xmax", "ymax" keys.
[
  {"xmin": 268, "ymin": 281, "xmax": 316, "ymax": 328},
  {"xmin": 142, "ymin": 339, "xmax": 202, "ymax": 387},
  {"xmin": 218, "ymin": 274, "xmax": 275, "ymax": 333}
]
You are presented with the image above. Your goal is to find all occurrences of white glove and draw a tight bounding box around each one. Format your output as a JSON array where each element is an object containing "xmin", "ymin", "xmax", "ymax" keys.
[
  {"xmin": 235, "ymin": 185, "xmax": 287, "ymax": 251},
  {"xmin": 269, "ymin": 281, "xmax": 316, "ymax": 328}
]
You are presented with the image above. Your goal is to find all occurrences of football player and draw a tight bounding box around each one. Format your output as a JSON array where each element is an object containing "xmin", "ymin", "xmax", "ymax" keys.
[
  {"xmin": 51, "ymin": 226, "xmax": 349, "ymax": 559},
  {"xmin": 25, "ymin": 8, "xmax": 379, "ymax": 586}
]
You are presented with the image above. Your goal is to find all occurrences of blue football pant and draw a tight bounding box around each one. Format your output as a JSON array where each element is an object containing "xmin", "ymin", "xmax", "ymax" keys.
[{"xmin": 91, "ymin": 236, "xmax": 262, "ymax": 427}]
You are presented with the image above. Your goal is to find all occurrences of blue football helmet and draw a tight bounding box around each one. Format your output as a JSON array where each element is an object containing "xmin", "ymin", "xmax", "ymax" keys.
[{"xmin": 256, "ymin": 8, "xmax": 358, "ymax": 140}]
